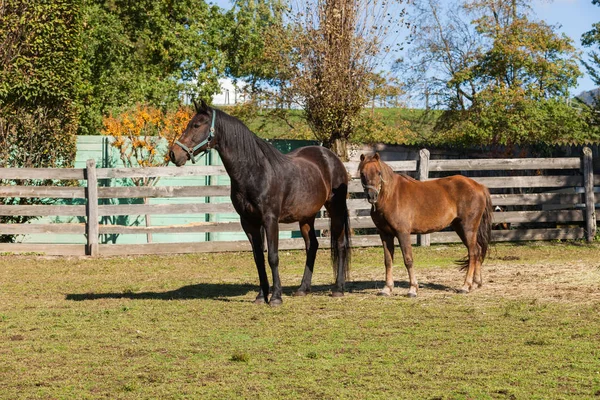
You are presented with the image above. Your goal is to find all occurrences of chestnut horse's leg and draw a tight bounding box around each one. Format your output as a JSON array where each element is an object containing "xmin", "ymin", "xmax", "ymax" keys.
[
  {"xmin": 295, "ymin": 217, "xmax": 319, "ymax": 296},
  {"xmin": 397, "ymin": 232, "xmax": 418, "ymax": 297},
  {"xmin": 264, "ymin": 215, "xmax": 283, "ymax": 306},
  {"xmin": 452, "ymin": 221, "xmax": 479, "ymax": 293},
  {"xmin": 378, "ymin": 233, "xmax": 395, "ymax": 296},
  {"xmin": 241, "ymin": 218, "xmax": 269, "ymax": 305}
]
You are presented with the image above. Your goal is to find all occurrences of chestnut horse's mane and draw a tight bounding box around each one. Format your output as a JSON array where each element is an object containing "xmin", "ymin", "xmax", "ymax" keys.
[{"xmin": 377, "ymin": 159, "xmax": 417, "ymax": 184}]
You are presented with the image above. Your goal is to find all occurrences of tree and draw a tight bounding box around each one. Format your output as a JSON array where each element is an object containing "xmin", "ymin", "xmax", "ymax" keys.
[
  {"xmin": 1, "ymin": 0, "xmax": 82, "ymax": 241},
  {"xmin": 398, "ymin": 0, "xmax": 589, "ymax": 147},
  {"xmin": 78, "ymin": 0, "xmax": 228, "ymax": 135},
  {"xmin": 227, "ymin": 0, "xmax": 409, "ymax": 160}
]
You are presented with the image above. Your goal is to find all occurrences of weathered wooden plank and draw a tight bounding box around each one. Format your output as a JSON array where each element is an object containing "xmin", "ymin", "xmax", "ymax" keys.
[
  {"xmin": 0, "ymin": 223, "xmax": 86, "ymax": 234},
  {"xmin": 0, "ymin": 205, "xmax": 86, "ymax": 217},
  {"xmin": 429, "ymin": 158, "xmax": 580, "ymax": 172},
  {"xmin": 0, "ymin": 243, "xmax": 86, "ymax": 256},
  {"xmin": 417, "ymin": 149, "xmax": 431, "ymax": 247},
  {"xmin": 95, "ymin": 165, "xmax": 228, "ymax": 179},
  {"xmin": 490, "ymin": 193, "xmax": 583, "ymax": 206},
  {"xmin": 0, "ymin": 168, "xmax": 85, "ymax": 180},
  {"xmin": 468, "ymin": 175, "xmax": 582, "ymax": 189},
  {"xmin": 490, "ymin": 228, "xmax": 584, "ymax": 242},
  {"xmin": 97, "ymin": 202, "xmax": 236, "ymax": 216},
  {"xmin": 97, "ymin": 216, "xmax": 377, "ymax": 235},
  {"xmin": 98, "ymin": 185, "xmax": 230, "ymax": 199},
  {"xmin": 345, "ymin": 160, "xmax": 417, "ymax": 177},
  {"xmin": 582, "ymin": 147, "xmax": 596, "ymax": 241},
  {"xmin": 493, "ymin": 210, "xmax": 584, "ymax": 223},
  {"xmin": 0, "ymin": 186, "xmax": 86, "ymax": 198},
  {"xmin": 86, "ymin": 160, "xmax": 99, "ymax": 256}
]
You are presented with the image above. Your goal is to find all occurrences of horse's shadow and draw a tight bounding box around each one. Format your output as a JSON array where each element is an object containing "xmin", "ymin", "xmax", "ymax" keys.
[{"xmin": 65, "ymin": 280, "xmax": 455, "ymax": 302}]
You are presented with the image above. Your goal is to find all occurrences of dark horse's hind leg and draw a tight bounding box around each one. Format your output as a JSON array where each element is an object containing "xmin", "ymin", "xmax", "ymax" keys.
[
  {"xmin": 295, "ymin": 217, "xmax": 319, "ymax": 297},
  {"xmin": 241, "ymin": 218, "xmax": 269, "ymax": 305}
]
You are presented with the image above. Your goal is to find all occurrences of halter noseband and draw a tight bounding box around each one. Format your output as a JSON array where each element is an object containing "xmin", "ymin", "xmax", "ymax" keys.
[
  {"xmin": 362, "ymin": 171, "xmax": 386, "ymax": 209},
  {"xmin": 173, "ymin": 109, "xmax": 216, "ymax": 164}
]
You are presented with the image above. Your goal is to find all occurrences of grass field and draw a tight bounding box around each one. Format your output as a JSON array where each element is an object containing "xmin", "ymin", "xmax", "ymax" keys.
[{"xmin": 1, "ymin": 242, "xmax": 599, "ymax": 399}]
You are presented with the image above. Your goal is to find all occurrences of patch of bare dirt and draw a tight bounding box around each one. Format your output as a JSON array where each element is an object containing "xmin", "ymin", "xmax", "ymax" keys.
[
  {"xmin": 351, "ymin": 260, "xmax": 600, "ymax": 305},
  {"xmin": 422, "ymin": 260, "xmax": 600, "ymax": 304}
]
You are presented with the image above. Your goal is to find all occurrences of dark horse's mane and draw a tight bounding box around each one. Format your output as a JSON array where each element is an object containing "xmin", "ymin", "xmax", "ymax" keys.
[{"xmin": 214, "ymin": 108, "xmax": 290, "ymax": 168}]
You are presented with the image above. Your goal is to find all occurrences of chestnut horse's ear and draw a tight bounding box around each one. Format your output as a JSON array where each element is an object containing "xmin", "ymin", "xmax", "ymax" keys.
[
  {"xmin": 360, "ymin": 154, "xmax": 365, "ymax": 162},
  {"xmin": 373, "ymin": 152, "xmax": 380, "ymax": 161}
]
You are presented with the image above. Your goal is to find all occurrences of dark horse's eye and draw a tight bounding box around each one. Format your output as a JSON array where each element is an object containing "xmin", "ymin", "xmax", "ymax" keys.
[{"xmin": 193, "ymin": 123, "xmax": 201, "ymax": 129}]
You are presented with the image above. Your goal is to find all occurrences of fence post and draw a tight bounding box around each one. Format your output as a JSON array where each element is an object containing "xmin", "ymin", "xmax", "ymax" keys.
[
  {"xmin": 86, "ymin": 159, "xmax": 99, "ymax": 256},
  {"xmin": 417, "ymin": 148, "xmax": 431, "ymax": 246},
  {"xmin": 582, "ymin": 147, "xmax": 596, "ymax": 242}
]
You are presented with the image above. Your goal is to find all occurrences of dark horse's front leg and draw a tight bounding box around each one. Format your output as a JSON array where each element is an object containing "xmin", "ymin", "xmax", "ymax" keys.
[
  {"xmin": 241, "ymin": 218, "xmax": 269, "ymax": 305},
  {"xmin": 264, "ymin": 215, "xmax": 283, "ymax": 306}
]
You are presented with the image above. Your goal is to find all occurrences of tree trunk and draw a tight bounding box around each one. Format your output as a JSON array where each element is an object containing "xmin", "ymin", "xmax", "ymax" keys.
[{"xmin": 329, "ymin": 137, "xmax": 349, "ymax": 161}]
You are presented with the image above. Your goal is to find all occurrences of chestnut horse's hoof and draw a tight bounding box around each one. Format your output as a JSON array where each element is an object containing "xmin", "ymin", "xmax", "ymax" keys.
[
  {"xmin": 378, "ymin": 291, "xmax": 391, "ymax": 297},
  {"xmin": 331, "ymin": 291, "xmax": 344, "ymax": 298},
  {"xmin": 457, "ymin": 288, "xmax": 470, "ymax": 294},
  {"xmin": 406, "ymin": 292, "xmax": 417, "ymax": 298},
  {"xmin": 294, "ymin": 290, "xmax": 309, "ymax": 297},
  {"xmin": 269, "ymin": 298, "xmax": 283, "ymax": 307}
]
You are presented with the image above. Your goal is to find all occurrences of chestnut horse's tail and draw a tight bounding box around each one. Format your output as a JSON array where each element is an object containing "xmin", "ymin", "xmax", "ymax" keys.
[
  {"xmin": 478, "ymin": 188, "xmax": 493, "ymax": 263},
  {"xmin": 459, "ymin": 188, "xmax": 493, "ymax": 271}
]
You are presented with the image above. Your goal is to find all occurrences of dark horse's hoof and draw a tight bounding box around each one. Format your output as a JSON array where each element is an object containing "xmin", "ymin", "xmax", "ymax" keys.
[
  {"xmin": 269, "ymin": 298, "xmax": 283, "ymax": 307},
  {"xmin": 331, "ymin": 291, "xmax": 344, "ymax": 298},
  {"xmin": 294, "ymin": 290, "xmax": 309, "ymax": 297},
  {"xmin": 254, "ymin": 297, "xmax": 266, "ymax": 305}
]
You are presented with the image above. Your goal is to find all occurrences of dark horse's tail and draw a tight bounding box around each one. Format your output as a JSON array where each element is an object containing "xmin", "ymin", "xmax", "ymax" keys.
[
  {"xmin": 459, "ymin": 188, "xmax": 493, "ymax": 271},
  {"xmin": 330, "ymin": 187, "xmax": 351, "ymax": 282}
]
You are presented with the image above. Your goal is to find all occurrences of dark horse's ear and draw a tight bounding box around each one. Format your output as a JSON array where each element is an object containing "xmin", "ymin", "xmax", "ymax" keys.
[
  {"xmin": 373, "ymin": 152, "xmax": 380, "ymax": 161},
  {"xmin": 193, "ymin": 99, "xmax": 210, "ymax": 113}
]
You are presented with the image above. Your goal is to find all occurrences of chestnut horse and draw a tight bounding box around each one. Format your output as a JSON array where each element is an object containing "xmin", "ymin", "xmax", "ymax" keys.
[
  {"xmin": 358, "ymin": 153, "xmax": 493, "ymax": 297},
  {"xmin": 169, "ymin": 101, "xmax": 351, "ymax": 306}
]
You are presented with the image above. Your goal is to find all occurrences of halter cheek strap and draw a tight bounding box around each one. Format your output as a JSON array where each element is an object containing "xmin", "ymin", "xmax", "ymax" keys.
[
  {"xmin": 362, "ymin": 172, "xmax": 386, "ymax": 211},
  {"xmin": 174, "ymin": 110, "xmax": 216, "ymax": 164}
]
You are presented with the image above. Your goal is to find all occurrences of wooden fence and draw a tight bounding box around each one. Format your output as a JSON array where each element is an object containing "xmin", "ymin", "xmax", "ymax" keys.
[{"xmin": 0, "ymin": 148, "xmax": 597, "ymax": 256}]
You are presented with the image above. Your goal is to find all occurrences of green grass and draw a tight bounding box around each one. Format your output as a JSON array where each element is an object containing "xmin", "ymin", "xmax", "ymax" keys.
[{"xmin": 1, "ymin": 242, "xmax": 599, "ymax": 399}]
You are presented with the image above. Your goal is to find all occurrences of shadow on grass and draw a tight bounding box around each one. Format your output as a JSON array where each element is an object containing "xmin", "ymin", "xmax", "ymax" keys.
[{"xmin": 65, "ymin": 280, "xmax": 455, "ymax": 302}]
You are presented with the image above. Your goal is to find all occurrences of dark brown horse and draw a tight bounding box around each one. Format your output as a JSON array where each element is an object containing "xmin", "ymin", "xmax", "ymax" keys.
[
  {"xmin": 169, "ymin": 101, "xmax": 351, "ymax": 306},
  {"xmin": 358, "ymin": 153, "xmax": 493, "ymax": 297}
]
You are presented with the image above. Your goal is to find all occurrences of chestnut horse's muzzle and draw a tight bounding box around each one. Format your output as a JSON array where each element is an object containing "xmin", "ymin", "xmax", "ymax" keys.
[{"xmin": 363, "ymin": 184, "xmax": 380, "ymax": 205}]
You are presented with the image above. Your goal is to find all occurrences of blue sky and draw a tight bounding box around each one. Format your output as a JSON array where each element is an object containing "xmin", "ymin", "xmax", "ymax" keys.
[
  {"xmin": 211, "ymin": 0, "xmax": 600, "ymax": 95},
  {"xmin": 534, "ymin": 0, "xmax": 599, "ymax": 95}
]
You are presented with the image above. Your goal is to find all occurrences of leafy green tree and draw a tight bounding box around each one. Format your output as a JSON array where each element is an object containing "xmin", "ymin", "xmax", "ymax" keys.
[
  {"xmin": 226, "ymin": 0, "xmax": 409, "ymax": 160},
  {"xmin": 0, "ymin": 0, "xmax": 81, "ymax": 168},
  {"xmin": 79, "ymin": 0, "xmax": 228, "ymax": 135},
  {"xmin": 1, "ymin": 0, "xmax": 82, "ymax": 241},
  {"xmin": 399, "ymin": 0, "xmax": 590, "ymax": 147}
]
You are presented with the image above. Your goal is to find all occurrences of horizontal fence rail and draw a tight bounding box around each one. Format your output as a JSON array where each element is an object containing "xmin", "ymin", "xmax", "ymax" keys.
[{"xmin": 0, "ymin": 148, "xmax": 597, "ymax": 256}]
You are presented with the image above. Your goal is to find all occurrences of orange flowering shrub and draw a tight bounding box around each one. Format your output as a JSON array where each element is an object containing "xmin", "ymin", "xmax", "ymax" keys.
[{"xmin": 102, "ymin": 104, "xmax": 192, "ymax": 182}]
